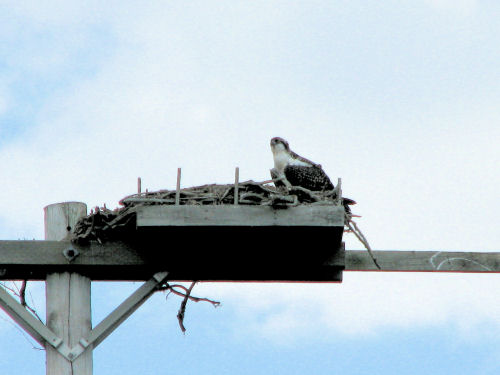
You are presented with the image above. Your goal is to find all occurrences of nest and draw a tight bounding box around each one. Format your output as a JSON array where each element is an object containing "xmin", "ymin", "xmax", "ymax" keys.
[{"xmin": 71, "ymin": 181, "xmax": 345, "ymax": 245}]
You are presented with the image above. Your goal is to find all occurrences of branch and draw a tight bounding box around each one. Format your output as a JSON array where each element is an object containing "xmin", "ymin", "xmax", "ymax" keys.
[
  {"xmin": 0, "ymin": 314, "xmax": 45, "ymax": 351},
  {"xmin": 159, "ymin": 282, "xmax": 220, "ymax": 333},
  {"xmin": 345, "ymin": 216, "xmax": 381, "ymax": 270},
  {"xmin": 0, "ymin": 281, "xmax": 18, "ymax": 295},
  {"xmin": 0, "ymin": 281, "xmax": 44, "ymax": 323},
  {"xmin": 162, "ymin": 284, "xmax": 221, "ymax": 307},
  {"xmin": 19, "ymin": 280, "xmax": 27, "ymax": 307}
]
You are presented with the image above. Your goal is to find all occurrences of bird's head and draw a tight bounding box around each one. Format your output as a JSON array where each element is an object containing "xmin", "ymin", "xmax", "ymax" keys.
[{"xmin": 270, "ymin": 137, "xmax": 290, "ymax": 153}]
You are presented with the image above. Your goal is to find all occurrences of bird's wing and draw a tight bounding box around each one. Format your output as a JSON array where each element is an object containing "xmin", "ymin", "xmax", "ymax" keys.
[
  {"xmin": 284, "ymin": 165, "xmax": 334, "ymax": 191},
  {"xmin": 289, "ymin": 151, "xmax": 320, "ymax": 167}
]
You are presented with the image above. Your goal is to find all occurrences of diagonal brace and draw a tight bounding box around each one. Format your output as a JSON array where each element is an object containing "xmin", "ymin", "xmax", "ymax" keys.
[
  {"xmin": 68, "ymin": 271, "xmax": 169, "ymax": 360},
  {"xmin": 0, "ymin": 284, "xmax": 69, "ymax": 353},
  {"xmin": 0, "ymin": 272, "xmax": 169, "ymax": 362}
]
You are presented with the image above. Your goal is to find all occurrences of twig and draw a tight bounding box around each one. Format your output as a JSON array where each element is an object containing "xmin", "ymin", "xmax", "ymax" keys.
[
  {"xmin": 0, "ymin": 281, "xmax": 44, "ymax": 322},
  {"xmin": 162, "ymin": 284, "xmax": 221, "ymax": 307},
  {"xmin": 255, "ymin": 177, "xmax": 283, "ymax": 185},
  {"xmin": 159, "ymin": 282, "xmax": 220, "ymax": 333},
  {"xmin": 121, "ymin": 197, "xmax": 175, "ymax": 204},
  {"xmin": 0, "ymin": 281, "xmax": 18, "ymax": 295},
  {"xmin": 0, "ymin": 314, "xmax": 45, "ymax": 351},
  {"xmin": 345, "ymin": 216, "xmax": 381, "ymax": 270},
  {"xmin": 177, "ymin": 281, "xmax": 196, "ymax": 333},
  {"xmin": 19, "ymin": 280, "xmax": 27, "ymax": 307}
]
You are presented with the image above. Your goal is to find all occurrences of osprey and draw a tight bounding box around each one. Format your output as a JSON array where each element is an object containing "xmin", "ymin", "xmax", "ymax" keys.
[
  {"xmin": 270, "ymin": 137, "xmax": 334, "ymax": 191},
  {"xmin": 269, "ymin": 136, "xmax": 356, "ymax": 209}
]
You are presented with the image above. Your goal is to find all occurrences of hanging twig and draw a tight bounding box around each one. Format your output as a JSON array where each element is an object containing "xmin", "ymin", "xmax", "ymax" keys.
[
  {"xmin": 0, "ymin": 281, "xmax": 44, "ymax": 322},
  {"xmin": 0, "ymin": 281, "xmax": 17, "ymax": 295},
  {"xmin": 158, "ymin": 282, "xmax": 220, "ymax": 333},
  {"xmin": 345, "ymin": 216, "xmax": 381, "ymax": 270},
  {"xmin": 163, "ymin": 284, "xmax": 221, "ymax": 307},
  {"xmin": 0, "ymin": 314, "xmax": 45, "ymax": 351},
  {"xmin": 177, "ymin": 281, "xmax": 196, "ymax": 333},
  {"xmin": 19, "ymin": 280, "xmax": 27, "ymax": 307}
]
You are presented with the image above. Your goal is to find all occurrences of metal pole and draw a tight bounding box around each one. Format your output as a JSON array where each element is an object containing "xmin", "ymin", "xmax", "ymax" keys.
[{"xmin": 45, "ymin": 202, "xmax": 92, "ymax": 375}]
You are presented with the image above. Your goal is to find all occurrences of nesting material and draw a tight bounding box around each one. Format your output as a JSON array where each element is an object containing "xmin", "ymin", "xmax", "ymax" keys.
[{"xmin": 71, "ymin": 181, "xmax": 346, "ymax": 245}]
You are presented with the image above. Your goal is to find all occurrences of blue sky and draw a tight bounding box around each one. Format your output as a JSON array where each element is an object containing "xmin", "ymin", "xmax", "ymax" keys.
[{"xmin": 0, "ymin": 1, "xmax": 499, "ymax": 374}]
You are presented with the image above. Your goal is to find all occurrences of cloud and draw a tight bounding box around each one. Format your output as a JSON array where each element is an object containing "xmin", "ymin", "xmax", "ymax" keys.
[
  {"xmin": 196, "ymin": 272, "xmax": 500, "ymax": 344},
  {"xmin": 0, "ymin": 2, "xmax": 498, "ymax": 249},
  {"xmin": 2, "ymin": 273, "xmax": 498, "ymax": 349}
]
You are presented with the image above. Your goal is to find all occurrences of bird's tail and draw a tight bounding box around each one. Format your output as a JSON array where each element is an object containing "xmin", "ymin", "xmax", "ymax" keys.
[{"xmin": 342, "ymin": 197, "xmax": 356, "ymax": 206}]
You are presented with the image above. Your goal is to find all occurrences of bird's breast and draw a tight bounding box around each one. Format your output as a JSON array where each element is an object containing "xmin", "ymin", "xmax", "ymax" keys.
[{"xmin": 273, "ymin": 151, "xmax": 291, "ymax": 173}]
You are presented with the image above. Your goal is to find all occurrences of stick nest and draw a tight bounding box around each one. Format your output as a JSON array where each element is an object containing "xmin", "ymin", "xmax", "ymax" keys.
[{"xmin": 71, "ymin": 180, "xmax": 345, "ymax": 245}]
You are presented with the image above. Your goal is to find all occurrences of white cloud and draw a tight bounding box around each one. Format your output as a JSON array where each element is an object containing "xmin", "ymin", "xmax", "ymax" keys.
[
  {"xmin": 2, "ymin": 273, "xmax": 498, "ymax": 348},
  {"xmin": 196, "ymin": 272, "xmax": 500, "ymax": 344},
  {"xmin": 0, "ymin": 2, "xmax": 498, "ymax": 245}
]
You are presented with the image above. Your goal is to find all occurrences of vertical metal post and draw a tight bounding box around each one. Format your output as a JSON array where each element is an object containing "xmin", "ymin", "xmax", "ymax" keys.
[{"xmin": 45, "ymin": 202, "xmax": 92, "ymax": 375}]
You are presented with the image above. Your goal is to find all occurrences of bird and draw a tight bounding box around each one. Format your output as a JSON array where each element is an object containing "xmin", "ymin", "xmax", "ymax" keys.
[
  {"xmin": 269, "ymin": 136, "xmax": 356, "ymax": 209},
  {"xmin": 270, "ymin": 137, "xmax": 335, "ymax": 191}
]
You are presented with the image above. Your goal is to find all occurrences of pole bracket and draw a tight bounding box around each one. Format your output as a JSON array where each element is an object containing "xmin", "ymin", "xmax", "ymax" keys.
[
  {"xmin": 0, "ymin": 271, "xmax": 169, "ymax": 362},
  {"xmin": 62, "ymin": 246, "xmax": 80, "ymax": 262}
]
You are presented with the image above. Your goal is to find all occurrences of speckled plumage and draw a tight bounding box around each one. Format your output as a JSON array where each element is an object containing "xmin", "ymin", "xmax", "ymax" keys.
[
  {"xmin": 270, "ymin": 137, "xmax": 334, "ymax": 192},
  {"xmin": 283, "ymin": 164, "xmax": 334, "ymax": 191},
  {"xmin": 269, "ymin": 137, "xmax": 356, "ymax": 212}
]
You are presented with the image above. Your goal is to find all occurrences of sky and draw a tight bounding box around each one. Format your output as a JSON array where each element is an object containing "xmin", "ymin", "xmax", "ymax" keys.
[{"xmin": 0, "ymin": 1, "xmax": 499, "ymax": 374}]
